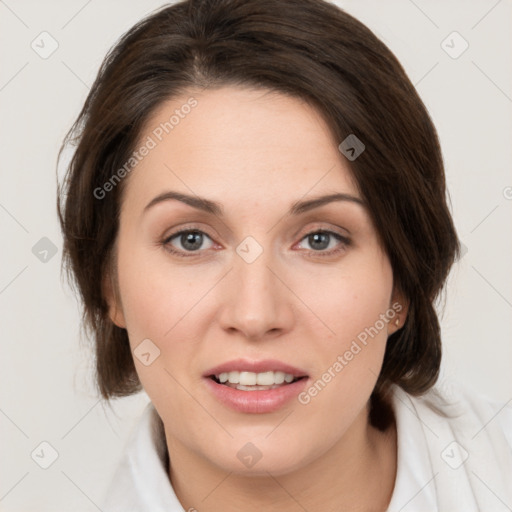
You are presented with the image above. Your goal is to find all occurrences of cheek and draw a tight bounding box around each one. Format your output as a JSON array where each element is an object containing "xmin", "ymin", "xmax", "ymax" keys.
[
  {"xmin": 293, "ymin": 251, "xmax": 393, "ymax": 343},
  {"xmin": 294, "ymin": 253, "xmax": 393, "ymax": 402},
  {"xmin": 115, "ymin": 237, "xmax": 218, "ymax": 376},
  {"xmin": 116, "ymin": 234, "xmax": 195, "ymax": 338}
]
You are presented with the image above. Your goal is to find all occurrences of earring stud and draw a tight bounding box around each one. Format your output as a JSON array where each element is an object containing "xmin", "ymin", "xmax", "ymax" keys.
[{"xmin": 394, "ymin": 318, "xmax": 400, "ymax": 327}]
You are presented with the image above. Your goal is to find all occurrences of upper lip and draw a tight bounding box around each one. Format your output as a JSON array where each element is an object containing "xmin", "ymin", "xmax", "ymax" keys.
[{"xmin": 203, "ymin": 358, "xmax": 309, "ymax": 378}]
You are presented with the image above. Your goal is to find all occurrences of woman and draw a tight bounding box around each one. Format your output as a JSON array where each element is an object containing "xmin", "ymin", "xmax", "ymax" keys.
[{"xmin": 57, "ymin": 0, "xmax": 512, "ymax": 510}]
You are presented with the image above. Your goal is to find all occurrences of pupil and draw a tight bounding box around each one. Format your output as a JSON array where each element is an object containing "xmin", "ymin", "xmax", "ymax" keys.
[
  {"xmin": 182, "ymin": 231, "xmax": 202, "ymax": 251},
  {"xmin": 309, "ymin": 232, "xmax": 329, "ymax": 250}
]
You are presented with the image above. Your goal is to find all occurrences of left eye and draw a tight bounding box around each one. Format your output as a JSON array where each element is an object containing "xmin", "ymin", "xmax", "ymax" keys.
[{"xmin": 296, "ymin": 230, "xmax": 349, "ymax": 252}]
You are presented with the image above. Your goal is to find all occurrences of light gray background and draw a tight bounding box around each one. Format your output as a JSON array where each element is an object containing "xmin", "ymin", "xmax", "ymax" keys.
[{"xmin": 1, "ymin": 0, "xmax": 511, "ymax": 510}]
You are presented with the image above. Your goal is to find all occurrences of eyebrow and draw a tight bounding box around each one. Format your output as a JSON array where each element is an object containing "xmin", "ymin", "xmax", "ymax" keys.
[{"xmin": 143, "ymin": 191, "xmax": 365, "ymax": 216}]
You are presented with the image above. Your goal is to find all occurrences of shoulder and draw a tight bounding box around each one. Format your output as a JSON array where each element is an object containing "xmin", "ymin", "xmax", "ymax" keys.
[
  {"xmin": 390, "ymin": 380, "xmax": 512, "ymax": 511},
  {"xmin": 402, "ymin": 379, "xmax": 512, "ymax": 444}
]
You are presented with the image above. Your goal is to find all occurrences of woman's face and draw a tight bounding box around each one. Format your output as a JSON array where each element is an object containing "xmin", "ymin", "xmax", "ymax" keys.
[{"xmin": 108, "ymin": 86, "xmax": 403, "ymax": 475}]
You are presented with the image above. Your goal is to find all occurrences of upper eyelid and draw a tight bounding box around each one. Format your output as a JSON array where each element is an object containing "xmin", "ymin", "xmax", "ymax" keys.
[
  {"xmin": 163, "ymin": 225, "xmax": 216, "ymax": 242},
  {"xmin": 164, "ymin": 218, "xmax": 351, "ymax": 237},
  {"xmin": 164, "ymin": 223, "xmax": 349, "ymax": 238}
]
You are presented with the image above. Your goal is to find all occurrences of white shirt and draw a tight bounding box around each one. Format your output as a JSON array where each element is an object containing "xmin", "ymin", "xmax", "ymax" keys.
[{"xmin": 101, "ymin": 381, "xmax": 512, "ymax": 512}]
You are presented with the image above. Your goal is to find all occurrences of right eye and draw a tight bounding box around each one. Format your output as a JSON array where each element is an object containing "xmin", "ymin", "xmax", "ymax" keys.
[{"xmin": 163, "ymin": 229, "xmax": 215, "ymax": 257}]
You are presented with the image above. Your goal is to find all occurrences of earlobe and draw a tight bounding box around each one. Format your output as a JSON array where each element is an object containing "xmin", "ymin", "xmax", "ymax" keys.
[
  {"xmin": 389, "ymin": 287, "xmax": 409, "ymax": 334},
  {"xmin": 109, "ymin": 303, "xmax": 127, "ymax": 329},
  {"xmin": 103, "ymin": 272, "xmax": 126, "ymax": 329}
]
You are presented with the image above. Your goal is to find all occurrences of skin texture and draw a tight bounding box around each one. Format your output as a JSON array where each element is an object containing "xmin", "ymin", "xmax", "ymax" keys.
[{"xmin": 106, "ymin": 86, "xmax": 407, "ymax": 511}]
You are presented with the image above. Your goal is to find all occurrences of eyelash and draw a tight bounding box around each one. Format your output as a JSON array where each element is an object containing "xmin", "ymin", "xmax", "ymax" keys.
[{"xmin": 161, "ymin": 225, "xmax": 351, "ymax": 258}]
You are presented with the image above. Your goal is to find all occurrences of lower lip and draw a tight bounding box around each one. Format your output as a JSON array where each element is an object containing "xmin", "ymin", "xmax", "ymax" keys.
[{"xmin": 204, "ymin": 377, "xmax": 309, "ymax": 414}]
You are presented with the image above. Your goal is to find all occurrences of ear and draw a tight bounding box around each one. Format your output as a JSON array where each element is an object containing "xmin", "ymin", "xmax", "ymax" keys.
[
  {"xmin": 103, "ymin": 271, "xmax": 126, "ymax": 329},
  {"xmin": 388, "ymin": 285, "xmax": 409, "ymax": 336}
]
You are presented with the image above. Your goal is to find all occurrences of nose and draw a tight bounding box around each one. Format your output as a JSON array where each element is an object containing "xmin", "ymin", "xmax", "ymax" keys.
[{"xmin": 218, "ymin": 247, "xmax": 295, "ymax": 341}]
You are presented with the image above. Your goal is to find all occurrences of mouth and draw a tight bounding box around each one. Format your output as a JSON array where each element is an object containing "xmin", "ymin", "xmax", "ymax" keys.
[
  {"xmin": 208, "ymin": 371, "xmax": 308, "ymax": 391},
  {"xmin": 202, "ymin": 359, "xmax": 309, "ymax": 413}
]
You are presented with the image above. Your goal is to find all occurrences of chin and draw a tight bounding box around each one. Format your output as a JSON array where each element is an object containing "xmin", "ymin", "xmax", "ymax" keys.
[{"xmin": 205, "ymin": 434, "xmax": 317, "ymax": 477}]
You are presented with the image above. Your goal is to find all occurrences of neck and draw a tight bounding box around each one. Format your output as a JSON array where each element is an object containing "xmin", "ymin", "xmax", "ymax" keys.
[{"xmin": 165, "ymin": 407, "xmax": 397, "ymax": 512}]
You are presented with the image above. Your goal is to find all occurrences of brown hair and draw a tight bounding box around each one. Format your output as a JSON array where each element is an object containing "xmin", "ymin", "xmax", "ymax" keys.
[{"xmin": 57, "ymin": 0, "xmax": 460, "ymax": 429}]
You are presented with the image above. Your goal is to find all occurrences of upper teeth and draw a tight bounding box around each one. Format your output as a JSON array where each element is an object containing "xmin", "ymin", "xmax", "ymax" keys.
[{"xmin": 216, "ymin": 371, "xmax": 296, "ymax": 385}]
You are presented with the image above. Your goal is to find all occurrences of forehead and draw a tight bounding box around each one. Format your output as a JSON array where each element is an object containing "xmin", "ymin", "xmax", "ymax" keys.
[{"xmin": 122, "ymin": 86, "xmax": 360, "ymax": 214}]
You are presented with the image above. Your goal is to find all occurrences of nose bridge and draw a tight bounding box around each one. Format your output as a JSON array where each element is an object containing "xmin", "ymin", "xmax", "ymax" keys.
[{"xmin": 220, "ymin": 237, "xmax": 293, "ymax": 339}]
